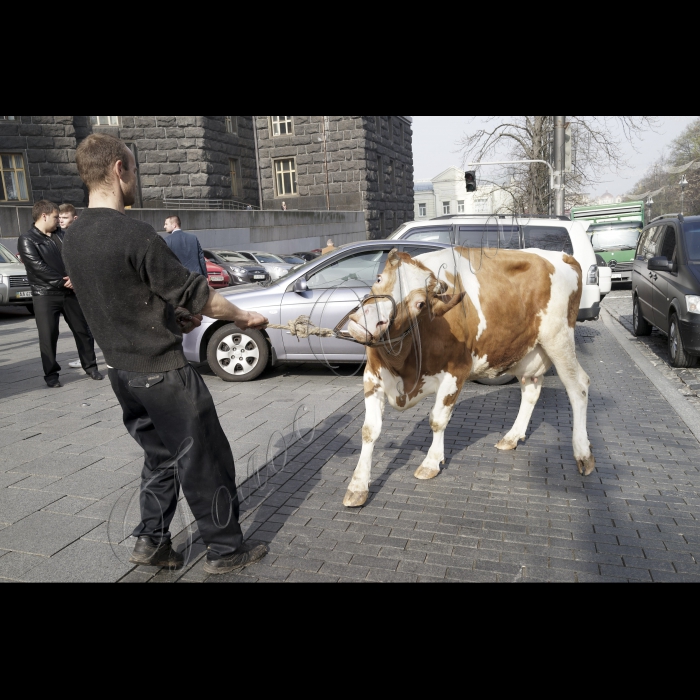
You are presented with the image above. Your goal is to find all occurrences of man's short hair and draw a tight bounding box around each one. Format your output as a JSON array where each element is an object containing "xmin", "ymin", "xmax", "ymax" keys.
[
  {"xmin": 33, "ymin": 200, "xmax": 59, "ymax": 222},
  {"xmin": 59, "ymin": 203, "xmax": 77, "ymax": 216},
  {"xmin": 76, "ymin": 133, "xmax": 132, "ymax": 192},
  {"xmin": 167, "ymin": 215, "xmax": 182, "ymax": 228}
]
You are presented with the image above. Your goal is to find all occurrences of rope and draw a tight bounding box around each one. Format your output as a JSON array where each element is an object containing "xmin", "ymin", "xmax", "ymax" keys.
[{"xmin": 267, "ymin": 315, "xmax": 337, "ymax": 339}]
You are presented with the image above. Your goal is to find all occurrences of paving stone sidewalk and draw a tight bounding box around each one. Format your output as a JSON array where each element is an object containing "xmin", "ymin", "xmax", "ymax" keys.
[
  {"xmin": 145, "ymin": 318, "xmax": 700, "ymax": 583},
  {"xmin": 3, "ymin": 306, "xmax": 700, "ymax": 583}
]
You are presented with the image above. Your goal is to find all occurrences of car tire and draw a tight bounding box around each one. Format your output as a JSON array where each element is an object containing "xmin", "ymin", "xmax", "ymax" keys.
[
  {"xmin": 633, "ymin": 296, "xmax": 652, "ymax": 337},
  {"xmin": 207, "ymin": 324, "xmax": 269, "ymax": 382},
  {"xmin": 24, "ymin": 305, "xmax": 35, "ymax": 316},
  {"xmin": 668, "ymin": 313, "xmax": 698, "ymax": 368}
]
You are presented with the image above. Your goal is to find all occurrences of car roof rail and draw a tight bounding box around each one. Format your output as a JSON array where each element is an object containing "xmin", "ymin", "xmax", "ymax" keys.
[
  {"xmin": 429, "ymin": 214, "xmax": 571, "ymax": 222},
  {"xmin": 651, "ymin": 213, "xmax": 685, "ymax": 223}
]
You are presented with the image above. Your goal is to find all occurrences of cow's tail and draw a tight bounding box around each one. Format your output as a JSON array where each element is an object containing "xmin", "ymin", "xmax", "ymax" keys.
[{"xmin": 562, "ymin": 254, "xmax": 583, "ymax": 328}]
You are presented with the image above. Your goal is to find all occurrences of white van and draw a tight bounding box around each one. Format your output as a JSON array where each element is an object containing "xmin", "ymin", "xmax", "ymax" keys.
[{"xmin": 390, "ymin": 215, "xmax": 612, "ymax": 321}]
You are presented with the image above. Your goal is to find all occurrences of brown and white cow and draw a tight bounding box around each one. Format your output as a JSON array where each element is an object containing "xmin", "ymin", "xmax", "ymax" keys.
[{"xmin": 342, "ymin": 246, "xmax": 594, "ymax": 508}]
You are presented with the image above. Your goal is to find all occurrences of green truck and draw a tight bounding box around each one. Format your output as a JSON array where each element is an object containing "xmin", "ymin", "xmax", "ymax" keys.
[{"xmin": 570, "ymin": 201, "xmax": 645, "ymax": 283}]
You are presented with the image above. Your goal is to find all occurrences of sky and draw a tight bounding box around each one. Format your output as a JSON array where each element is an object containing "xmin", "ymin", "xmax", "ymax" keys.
[{"xmin": 412, "ymin": 116, "xmax": 698, "ymax": 197}]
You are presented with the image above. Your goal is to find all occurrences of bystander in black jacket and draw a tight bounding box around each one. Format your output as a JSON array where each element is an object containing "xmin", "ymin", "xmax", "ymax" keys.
[
  {"xmin": 17, "ymin": 225, "xmax": 98, "ymax": 385},
  {"xmin": 18, "ymin": 226, "xmax": 70, "ymax": 295}
]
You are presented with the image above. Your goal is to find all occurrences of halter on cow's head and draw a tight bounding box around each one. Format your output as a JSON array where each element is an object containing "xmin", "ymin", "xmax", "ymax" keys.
[{"xmin": 346, "ymin": 249, "xmax": 465, "ymax": 347}]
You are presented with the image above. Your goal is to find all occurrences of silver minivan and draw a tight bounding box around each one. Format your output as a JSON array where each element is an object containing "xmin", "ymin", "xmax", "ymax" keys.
[{"xmin": 0, "ymin": 241, "xmax": 32, "ymax": 313}]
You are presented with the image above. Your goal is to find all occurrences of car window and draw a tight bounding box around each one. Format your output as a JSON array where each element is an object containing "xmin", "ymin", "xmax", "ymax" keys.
[
  {"xmin": 458, "ymin": 225, "xmax": 520, "ymax": 250},
  {"xmin": 403, "ymin": 226, "xmax": 453, "ymax": 244},
  {"xmin": 254, "ymin": 253, "xmax": 285, "ymax": 264},
  {"xmin": 636, "ymin": 227, "xmax": 653, "ymax": 259},
  {"xmin": 307, "ymin": 250, "xmax": 390, "ymax": 290},
  {"xmin": 523, "ymin": 226, "xmax": 573, "ymax": 255},
  {"xmin": 0, "ymin": 242, "xmax": 16, "ymax": 264},
  {"xmin": 402, "ymin": 246, "xmax": 442, "ymax": 257},
  {"xmin": 659, "ymin": 226, "xmax": 677, "ymax": 262},
  {"xmin": 682, "ymin": 221, "xmax": 700, "ymax": 262},
  {"xmin": 642, "ymin": 226, "xmax": 664, "ymax": 261},
  {"xmin": 217, "ymin": 252, "xmax": 251, "ymax": 263}
]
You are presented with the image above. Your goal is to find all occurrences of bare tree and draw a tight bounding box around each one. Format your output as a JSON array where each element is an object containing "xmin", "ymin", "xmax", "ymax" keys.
[{"xmin": 457, "ymin": 116, "xmax": 660, "ymax": 215}]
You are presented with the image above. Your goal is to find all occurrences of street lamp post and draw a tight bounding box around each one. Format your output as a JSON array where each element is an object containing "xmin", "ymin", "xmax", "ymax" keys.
[
  {"xmin": 646, "ymin": 196, "xmax": 654, "ymax": 222},
  {"xmin": 680, "ymin": 175, "xmax": 689, "ymax": 216}
]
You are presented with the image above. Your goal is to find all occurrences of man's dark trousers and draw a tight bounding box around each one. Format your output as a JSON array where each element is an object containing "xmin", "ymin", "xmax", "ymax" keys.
[
  {"xmin": 33, "ymin": 294, "xmax": 97, "ymax": 382},
  {"xmin": 109, "ymin": 364, "xmax": 243, "ymax": 559}
]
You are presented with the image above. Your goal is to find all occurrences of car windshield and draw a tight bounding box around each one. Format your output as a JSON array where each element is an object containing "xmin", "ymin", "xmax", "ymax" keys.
[
  {"xmin": 589, "ymin": 223, "xmax": 642, "ymax": 252},
  {"xmin": 684, "ymin": 221, "xmax": 700, "ymax": 261},
  {"xmin": 253, "ymin": 253, "xmax": 285, "ymax": 264},
  {"xmin": 282, "ymin": 256, "xmax": 305, "ymax": 264},
  {"xmin": 217, "ymin": 252, "xmax": 250, "ymax": 263},
  {"xmin": 0, "ymin": 242, "xmax": 16, "ymax": 264}
]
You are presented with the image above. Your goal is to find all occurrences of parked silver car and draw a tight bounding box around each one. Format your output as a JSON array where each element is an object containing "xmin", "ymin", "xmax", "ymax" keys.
[
  {"xmin": 184, "ymin": 240, "xmax": 448, "ymax": 381},
  {"xmin": 0, "ymin": 241, "xmax": 32, "ymax": 313},
  {"xmin": 236, "ymin": 251, "xmax": 295, "ymax": 281}
]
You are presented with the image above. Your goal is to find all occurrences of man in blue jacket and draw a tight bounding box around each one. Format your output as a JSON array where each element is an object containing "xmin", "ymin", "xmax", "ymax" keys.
[{"xmin": 163, "ymin": 216, "xmax": 207, "ymax": 276}]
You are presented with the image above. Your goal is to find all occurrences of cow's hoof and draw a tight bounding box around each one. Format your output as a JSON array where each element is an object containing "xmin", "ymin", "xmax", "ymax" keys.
[
  {"xmin": 495, "ymin": 437, "xmax": 519, "ymax": 451},
  {"xmin": 343, "ymin": 490, "xmax": 369, "ymax": 508},
  {"xmin": 576, "ymin": 454, "xmax": 596, "ymax": 476},
  {"xmin": 414, "ymin": 465, "xmax": 440, "ymax": 480}
]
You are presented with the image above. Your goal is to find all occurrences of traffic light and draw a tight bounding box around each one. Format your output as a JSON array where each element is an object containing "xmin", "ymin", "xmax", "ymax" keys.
[{"xmin": 465, "ymin": 171, "xmax": 477, "ymax": 193}]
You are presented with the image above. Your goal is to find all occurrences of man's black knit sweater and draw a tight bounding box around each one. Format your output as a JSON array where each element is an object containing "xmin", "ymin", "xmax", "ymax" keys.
[{"xmin": 63, "ymin": 208, "xmax": 210, "ymax": 373}]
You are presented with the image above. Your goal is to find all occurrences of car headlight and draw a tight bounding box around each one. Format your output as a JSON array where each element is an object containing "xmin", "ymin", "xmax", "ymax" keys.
[
  {"xmin": 232, "ymin": 267, "xmax": 246, "ymax": 275},
  {"xmin": 687, "ymin": 295, "xmax": 700, "ymax": 314},
  {"xmin": 587, "ymin": 265, "xmax": 599, "ymax": 286},
  {"xmin": 277, "ymin": 267, "xmax": 289, "ymax": 277}
]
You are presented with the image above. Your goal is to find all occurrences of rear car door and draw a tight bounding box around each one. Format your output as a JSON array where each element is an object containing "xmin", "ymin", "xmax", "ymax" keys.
[
  {"xmin": 635, "ymin": 226, "xmax": 662, "ymax": 323},
  {"xmin": 280, "ymin": 247, "xmax": 391, "ymax": 361},
  {"xmin": 522, "ymin": 225, "xmax": 574, "ymax": 254},
  {"xmin": 652, "ymin": 225, "xmax": 679, "ymax": 331}
]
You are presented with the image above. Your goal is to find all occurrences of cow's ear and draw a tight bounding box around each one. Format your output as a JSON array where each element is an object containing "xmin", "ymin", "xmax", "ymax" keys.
[
  {"xmin": 387, "ymin": 249, "xmax": 401, "ymax": 267},
  {"xmin": 431, "ymin": 292, "xmax": 466, "ymax": 317}
]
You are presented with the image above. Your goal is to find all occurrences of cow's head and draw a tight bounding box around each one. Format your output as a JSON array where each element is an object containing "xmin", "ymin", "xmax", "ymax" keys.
[{"xmin": 347, "ymin": 249, "xmax": 465, "ymax": 346}]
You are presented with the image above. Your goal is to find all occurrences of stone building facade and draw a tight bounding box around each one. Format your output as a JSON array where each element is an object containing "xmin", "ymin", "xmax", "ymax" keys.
[
  {"xmin": 1, "ymin": 115, "xmax": 413, "ymax": 239},
  {"xmin": 256, "ymin": 116, "xmax": 414, "ymax": 239}
]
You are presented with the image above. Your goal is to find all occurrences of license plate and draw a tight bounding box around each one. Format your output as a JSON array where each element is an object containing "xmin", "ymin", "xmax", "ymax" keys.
[
  {"xmin": 15, "ymin": 291, "xmax": 32, "ymax": 298},
  {"xmin": 612, "ymin": 274, "xmax": 622, "ymax": 280},
  {"xmin": 209, "ymin": 276, "xmax": 224, "ymax": 282},
  {"xmin": 253, "ymin": 275, "xmax": 266, "ymax": 280}
]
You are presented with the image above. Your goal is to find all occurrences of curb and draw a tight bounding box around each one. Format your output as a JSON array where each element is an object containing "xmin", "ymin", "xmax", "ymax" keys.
[{"xmin": 601, "ymin": 309, "xmax": 700, "ymax": 444}]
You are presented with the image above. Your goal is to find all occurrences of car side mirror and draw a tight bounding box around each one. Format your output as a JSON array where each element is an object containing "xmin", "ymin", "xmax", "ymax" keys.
[
  {"xmin": 648, "ymin": 256, "xmax": 673, "ymax": 272},
  {"xmin": 293, "ymin": 278, "xmax": 308, "ymax": 294}
]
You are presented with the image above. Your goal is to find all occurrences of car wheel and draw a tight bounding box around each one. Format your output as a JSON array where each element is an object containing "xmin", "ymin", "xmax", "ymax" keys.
[
  {"xmin": 668, "ymin": 313, "xmax": 698, "ymax": 368},
  {"xmin": 633, "ymin": 296, "xmax": 652, "ymax": 336},
  {"xmin": 24, "ymin": 305, "xmax": 35, "ymax": 316},
  {"xmin": 207, "ymin": 325, "xmax": 269, "ymax": 382}
]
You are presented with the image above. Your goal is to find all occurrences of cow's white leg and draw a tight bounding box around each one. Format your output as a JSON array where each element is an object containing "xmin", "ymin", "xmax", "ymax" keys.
[
  {"xmin": 415, "ymin": 374, "xmax": 461, "ymax": 480},
  {"xmin": 343, "ymin": 384, "xmax": 386, "ymax": 507},
  {"xmin": 544, "ymin": 334, "xmax": 595, "ymax": 476},
  {"xmin": 495, "ymin": 378, "xmax": 543, "ymax": 451}
]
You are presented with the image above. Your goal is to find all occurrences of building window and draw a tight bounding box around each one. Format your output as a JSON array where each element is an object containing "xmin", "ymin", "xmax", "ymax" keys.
[
  {"xmin": 419, "ymin": 203, "xmax": 427, "ymax": 217},
  {"xmin": 274, "ymin": 158, "xmax": 297, "ymax": 196},
  {"xmin": 0, "ymin": 116, "xmax": 16, "ymax": 121},
  {"xmin": 443, "ymin": 201, "xmax": 451, "ymax": 215},
  {"xmin": 377, "ymin": 156, "xmax": 384, "ymax": 193},
  {"xmin": 225, "ymin": 116, "xmax": 238, "ymax": 135},
  {"xmin": 0, "ymin": 154, "xmax": 29, "ymax": 202},
  {"xmin": 270, "ymin": 116, "xmax": 294, "ymax": 136},
  {"xmin": 458, "ymin": 200, "xmax": 465, "ymax": 213},
  {"xmin": 230, "ymin": 158, "xmax": 242, "ymax": 197},
  {"xmin": 91, "ymin": 116, "xmax": 119, "ymax": 126}
]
